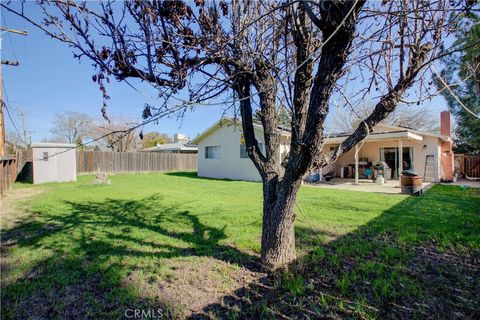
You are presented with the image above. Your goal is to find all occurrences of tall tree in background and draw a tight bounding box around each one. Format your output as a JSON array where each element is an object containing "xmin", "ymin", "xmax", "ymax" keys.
[
  {"xmin": 4, "ymin": 0, "xmax": 455, "ymax": 268},
  {"xmin": 437, "ymin": 10, "xmax": 480, "ymax": 153},
  {"xmin": 142, "ymin": 132, "xmax": 172, "ymax": 148},
  {"xmin": 5, "ymin": 130, "xmax": 24, "ymax": 154},
  {"xmin": 332, "ymin": 103, "xmax": 439, "ymax": 133},
  {"xmin": 96, "ymin": 118, "xmax": 139, "ymax": 152},
  {"xmin": 50, "ymin": 111, "xmax": 94, "ymax": 146}
]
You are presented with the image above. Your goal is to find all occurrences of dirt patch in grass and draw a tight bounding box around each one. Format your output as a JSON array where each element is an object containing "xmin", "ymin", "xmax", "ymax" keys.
[
  {"xmin": 1, "ymin": 255, "xmax": 264, "ymax": 319},
  {"xmin": 1, "ymin": 187, "xmax": 45, "ymax": 229},
  {"xmin": 123, "ymin": 257, "xmax": 264, "ymax": 318}
]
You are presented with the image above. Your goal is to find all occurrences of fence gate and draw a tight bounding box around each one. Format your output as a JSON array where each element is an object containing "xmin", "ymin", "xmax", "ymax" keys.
[{"xmin": 456, "ymin": 154, "xmax": 480, "ymax": 178}]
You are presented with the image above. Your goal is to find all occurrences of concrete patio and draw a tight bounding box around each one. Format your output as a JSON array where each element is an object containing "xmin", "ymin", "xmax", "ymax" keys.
[
  {"xmin": 305, "ymin": 178, "xmax": 433, "ymax": 195},
  {"xmin": 445, "ymin": 178, "xmax": 480, "ymax": 188}
]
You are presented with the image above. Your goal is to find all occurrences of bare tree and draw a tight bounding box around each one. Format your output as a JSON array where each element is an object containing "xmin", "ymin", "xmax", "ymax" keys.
[
  {"xmin": 50, "ymin": 111, "xmax": 94, "ymax": 144},
  {"xmin": 5, "ymin": 130, "xmax": 24, "ymax": 154},
  {"xmin": 95, "ymin": 118, "xmax": 138, "ymax": 152},
  {"xmin": 4, "ymin": 0, "xmax": 459, "ymax": 268},
  {"xmin": 332, "ymin": 103, "xmax": 439, "ymax": 133}
]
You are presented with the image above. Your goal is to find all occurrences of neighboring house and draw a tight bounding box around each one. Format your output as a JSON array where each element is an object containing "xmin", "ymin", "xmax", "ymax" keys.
[
  {"xmin": 191, "ymin": 112, "xmax": 454, "ymax": 182},
  {"xmin": 141, "ymin": 133, "xmax": 198, "ymax": 154}
]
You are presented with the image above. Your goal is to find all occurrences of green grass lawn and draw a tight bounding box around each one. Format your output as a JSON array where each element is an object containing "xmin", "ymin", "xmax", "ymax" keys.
[{"xmin": 1, "ymin": 172, "xmax": 479, "ymax": 319}]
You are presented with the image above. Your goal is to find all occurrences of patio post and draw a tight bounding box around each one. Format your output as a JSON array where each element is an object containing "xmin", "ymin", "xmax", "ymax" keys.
[
  {"xmin": 398, "ymin": 139, "xmax": 403, "ymax": 181},
  {"xmin": 354, "ymin": 144, "xmax": 359, "ymax": 185}
]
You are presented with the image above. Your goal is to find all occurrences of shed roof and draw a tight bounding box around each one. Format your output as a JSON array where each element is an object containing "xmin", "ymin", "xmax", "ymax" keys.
[{"xmin": 31, "ymin": 143, "xmax": 77, "ymax": 148}]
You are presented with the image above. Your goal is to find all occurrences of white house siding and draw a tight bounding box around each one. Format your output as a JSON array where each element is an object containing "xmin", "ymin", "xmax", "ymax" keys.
[{"xmin": 197, "ymin": 123, "xmax": 267, "ymax": 181}]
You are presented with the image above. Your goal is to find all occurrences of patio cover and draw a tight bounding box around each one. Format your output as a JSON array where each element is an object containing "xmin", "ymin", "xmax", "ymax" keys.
[{"xmin": 325, "ymin": 130, "xmax": 424, "ymax": 184}]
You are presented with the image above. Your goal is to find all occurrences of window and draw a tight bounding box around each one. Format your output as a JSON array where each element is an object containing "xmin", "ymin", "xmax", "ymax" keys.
[
  {"xmin": 43, "ymin": 152, "xmax": 49, "ymax": 161},
  {"xmin": 205, "ymin": 146, "xmax": 221, "ymax": 159},
  {"xmin": 240, "ymin": 143, "xmax": 263, "ymax": 158}
]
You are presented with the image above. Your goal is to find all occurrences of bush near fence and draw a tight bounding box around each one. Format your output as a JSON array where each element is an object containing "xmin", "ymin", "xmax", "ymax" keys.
[{"xmin": 76, "ymin": 151, "xmax": 197, "ymax": 174}]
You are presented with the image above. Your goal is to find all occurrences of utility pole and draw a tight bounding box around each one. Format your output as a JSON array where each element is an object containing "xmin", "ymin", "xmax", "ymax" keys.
[
  {"xmin": 0, "ymin": 27, "xmax": 28, "ymax": 156},
  {"xmin": 19, "ymin": 109, "xmax": 27, "ymax": 147}
]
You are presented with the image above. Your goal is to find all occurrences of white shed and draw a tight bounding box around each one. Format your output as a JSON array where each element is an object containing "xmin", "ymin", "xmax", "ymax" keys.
[{"xmin": 31, "ymin": 143, "xmax": 77, "ymax": 184}]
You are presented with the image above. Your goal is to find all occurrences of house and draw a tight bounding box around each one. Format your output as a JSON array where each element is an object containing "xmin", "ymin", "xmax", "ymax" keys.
[
  {"xmin": 191, "ymin": 118, "xmax": 290, "ymax": 181},
  {"xmin": 141, "ymin": 133, "xmax": 198, "ymax": 154},
  {"xmin": 191, "ymin": 112, "xmax": 454, "ymax": 183}
]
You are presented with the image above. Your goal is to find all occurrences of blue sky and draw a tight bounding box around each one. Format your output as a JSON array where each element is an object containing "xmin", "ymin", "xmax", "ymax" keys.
[{"xmin": 1, "ymin": 3, "xmax": 448, "ymax": 143}]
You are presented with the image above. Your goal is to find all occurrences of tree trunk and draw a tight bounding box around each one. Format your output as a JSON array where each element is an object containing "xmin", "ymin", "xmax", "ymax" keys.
[{"xmin": 261, "ymin": 177, "xmax": 302, "ymax": 269}]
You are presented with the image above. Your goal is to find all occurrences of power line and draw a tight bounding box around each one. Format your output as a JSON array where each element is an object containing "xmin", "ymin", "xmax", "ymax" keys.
[
  {"xmin": 4, "ymin": 104, "xmax": 22, "ymax": 137},
  {"xmin": 1, "ymin": 80, "xmax": 22, "ymax": 134},
  {"xmin": 17, "ymin": 109, "xmax": 52, "ymax": 121},
  {"xmin": 0, "ymin": 23, "xmax": 27, "ymax": 156}
]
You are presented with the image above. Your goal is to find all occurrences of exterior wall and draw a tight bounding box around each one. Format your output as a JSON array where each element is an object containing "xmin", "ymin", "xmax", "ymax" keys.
[
  {"xmin": 323, "ymin": 136, "xmax": 442, "ymax": 181},
  {"xmin": 197, "ymin": 123, "xmax": 267, "ymax": 181},
  {"xmin": 440, "ymin": 140, "xmax": 454, "ymax": 181},
  {"xmin": 32, "ymin": 146, "xmax": 77, "ymax": 184}
]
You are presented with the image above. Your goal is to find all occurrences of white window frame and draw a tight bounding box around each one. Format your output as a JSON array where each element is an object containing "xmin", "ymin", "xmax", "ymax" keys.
[{"xmin": 205, "ymin": 145, "xmax": 221, "ymax": 159}]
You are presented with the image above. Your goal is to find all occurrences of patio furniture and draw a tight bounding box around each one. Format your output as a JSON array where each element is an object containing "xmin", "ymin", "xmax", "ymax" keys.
[{"xmin": 373, "ymin": 161, "xmax": 389, "ymax": 182}]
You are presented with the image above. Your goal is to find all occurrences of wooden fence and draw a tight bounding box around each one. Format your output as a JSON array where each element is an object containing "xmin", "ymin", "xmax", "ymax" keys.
[
  {"xmin": 76, "ymin": 151, "xmax": 197, "ymax": 174},
  {"xmin": 0, "ymin": 156, "xmax": 17, "ymax": 198},
  {"xmin": 455, "ymin": 154, "xmax": 480, "ymax": 178}
]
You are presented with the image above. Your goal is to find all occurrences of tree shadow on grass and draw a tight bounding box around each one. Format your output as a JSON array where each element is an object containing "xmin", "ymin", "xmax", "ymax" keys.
[
  {"xmin": 190, "ymin": 185, "xmax": 480, "ymax": 319},
  {"xmin": 1, "ymin": 194, "xmax": 261, "ymax": 319},
  {"xmin": 164, "ymin": 171, "xmax": 256, "ymax": 183}
]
